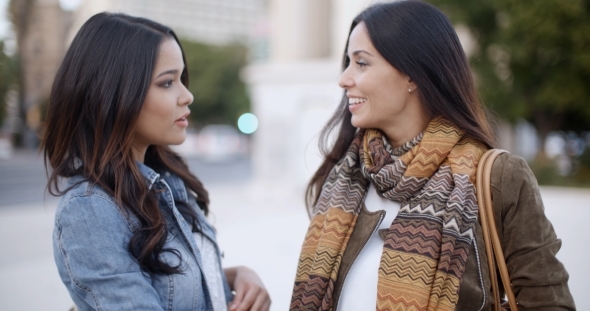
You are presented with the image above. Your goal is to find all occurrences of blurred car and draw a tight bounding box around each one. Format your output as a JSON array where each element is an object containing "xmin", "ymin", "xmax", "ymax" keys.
[{"xmin": 195, "ymin": 124, "xmax": 248, "ymax": 162}]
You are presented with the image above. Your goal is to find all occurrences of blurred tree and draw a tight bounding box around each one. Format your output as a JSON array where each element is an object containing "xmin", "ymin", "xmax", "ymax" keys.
[
  {"xmin": 428, "ymin": 0, "xmax": 590, "ymax": 149},
  {"xmin": 180, "ymin": 39, "xmax": 250, "ymax": 128},
  {"xmin": 0, "ymin": 42, "xmax": 17, "ymax": 128}
]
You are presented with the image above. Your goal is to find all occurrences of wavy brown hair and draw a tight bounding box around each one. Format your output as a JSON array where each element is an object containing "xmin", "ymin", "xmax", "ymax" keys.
[
  {"xmin": 42, "ymin": 13, "xmax": 208, "ymax": 274},
  {"xmin": 306, "ymin": 0, "xmax": 496, "ymax": 210}
]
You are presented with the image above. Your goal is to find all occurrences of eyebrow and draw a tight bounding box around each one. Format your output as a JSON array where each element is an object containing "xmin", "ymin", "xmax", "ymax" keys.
[
  {"xmin": 351, "ymin": 50, "xmax": 374, "ymax": 57},
  {"xmin": 155, "ymin": 69, "xmax": 180, "ymax": 78}
]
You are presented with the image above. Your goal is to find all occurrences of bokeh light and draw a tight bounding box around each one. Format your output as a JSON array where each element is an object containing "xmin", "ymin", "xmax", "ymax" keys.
[{"xmin": 237, "ymin": 113, "xmax": 258, "ymax": 134}]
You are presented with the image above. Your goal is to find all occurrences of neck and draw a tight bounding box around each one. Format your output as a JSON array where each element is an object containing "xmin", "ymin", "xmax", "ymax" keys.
[
  {"xmin": 382, "ymin": 105, "xmax": 431, "ymax": 148},
  {"xmin": 132, "ymin": 145, "xmax": 147, "ymax": 163}
]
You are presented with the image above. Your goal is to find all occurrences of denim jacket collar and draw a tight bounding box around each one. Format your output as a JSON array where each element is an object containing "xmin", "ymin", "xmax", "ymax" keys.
[{"xmin": 136, "ymin": 161, "xmax": 160, "ymax": 190}]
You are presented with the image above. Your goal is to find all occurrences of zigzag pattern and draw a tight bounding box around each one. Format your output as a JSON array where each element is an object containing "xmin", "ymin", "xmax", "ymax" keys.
[
  {"xmin": 398, "ymin": 203, "xmax": 446, "ymax": 218},
  {"xmin": 377, "ymin": 288, "xmax": 429, "ymax": 311},
  {"xmin": 447, "ymin": 136, "xmax": 486, "ymax": 182},
  {"xmin": 291, "ymin": 117, "xmax": 486, "ymax": 311},
  {"xmin": 379, "ymin": 249, "xmax": 438, "ymax": 285},
  {"xmin": 436, "ymin": 239, "xmax": 470, "ymax": 277},
  {"xmin": 377, "ymin": 261, "xmax": 460, "ymax": 311},
  {"xmin": 384, "ymin": 132, "xmax": 424, "ymax": 157},
  {"xmin": 383, "ymin": 219, "xmax": 443, "ymax": 259},
  {"xmin": 367, "ymin": 159, "xmax": 406, "ymax": 190},
  {"xmin": 315, "ymin": 172, "xmax": 367, "ymax": 214},
  {"xmin": 420, "ymin": 166, "xmax": 454, "ymax": 194},
  {"xmin": 385, "ymin": 175, "xmax": 429, "ymax": 201},
  {"xmin": 292, "ymin": 208, "xmax": 355, "ymax": 309},
  {"xmin": 291, "ymin": 276, "xmax": 329, "ymax": 309},
  {"xmin": 425, "ymin": 270, "xmax": 462, "ymax": 307},
  {"xmin": 405, "ymin": 147, "xmax": 454, "ymax": 178}
]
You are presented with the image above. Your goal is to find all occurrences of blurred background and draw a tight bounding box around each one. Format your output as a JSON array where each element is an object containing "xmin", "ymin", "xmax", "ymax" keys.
[{"xmin": 0, "ymin": 0, "xmax": 588, "ymax": 310}]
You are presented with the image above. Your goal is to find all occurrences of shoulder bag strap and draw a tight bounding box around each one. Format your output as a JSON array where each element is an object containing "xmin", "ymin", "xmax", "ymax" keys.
[{"xmin": 476, "ymin": 149, "xmax": 518, "ymax": 311}]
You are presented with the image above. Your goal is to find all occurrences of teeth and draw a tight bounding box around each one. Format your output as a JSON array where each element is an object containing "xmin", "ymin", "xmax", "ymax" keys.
[{"xmin": 348, "ymin": 97, "xmax": 366, "ymax": 105}]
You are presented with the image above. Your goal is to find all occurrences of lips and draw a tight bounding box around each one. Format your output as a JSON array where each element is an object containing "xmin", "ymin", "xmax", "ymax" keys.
[{"xmin": 176, "ymin": 112, "xmax": 190, "ymax": 122}]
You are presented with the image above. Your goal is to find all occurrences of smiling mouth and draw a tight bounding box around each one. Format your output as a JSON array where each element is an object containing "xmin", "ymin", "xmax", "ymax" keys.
[{"xmin": 348, "ymin": 97, "xmax": 367, "ymax": 106}]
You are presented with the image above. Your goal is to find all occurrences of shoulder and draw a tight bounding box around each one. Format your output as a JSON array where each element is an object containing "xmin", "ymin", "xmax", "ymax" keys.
[
  {"xmin": 488, "ymin": 152, "xmax": 545, "ymax": 222},
  {"xmin": 490, "ymin": 152, "xmax": 538, "ymax": 192},
  {"xmin": 60, "ymin": 177, "xmax": 116, "ymax": 204},
  {"xmin": 56, "ymin": 178, "xmax": 138, "ymax": 232}
]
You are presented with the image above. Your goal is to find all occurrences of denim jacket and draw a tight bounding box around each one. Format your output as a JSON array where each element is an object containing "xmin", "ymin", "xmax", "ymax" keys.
[{"xmin": 53, "ymin": 162, "xmax": 233, "ymax": 311}]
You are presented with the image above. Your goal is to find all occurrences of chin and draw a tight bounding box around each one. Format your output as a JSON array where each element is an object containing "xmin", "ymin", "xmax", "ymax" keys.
[
  {"xmin": 350, "ymin": 117, "xmax": 369, "ymax": 129},
  {"xmin": 171, "ymin": 139, "xmax": 186, "ymax": 146},
  {"xmin": 168, "ymin": 135, "xmax": 187, "ymax": 146}
]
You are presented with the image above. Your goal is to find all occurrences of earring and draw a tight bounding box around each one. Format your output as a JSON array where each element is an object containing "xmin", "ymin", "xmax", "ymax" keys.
[{"xmin": 408, "ymin": 88, "xmax": 412, "ymax": 93}]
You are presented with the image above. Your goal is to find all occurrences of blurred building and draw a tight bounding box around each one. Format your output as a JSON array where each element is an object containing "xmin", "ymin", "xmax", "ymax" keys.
[
  {"xmin": 16, "ymin": 0, "xmax": 71, "ymax": 146},
  {"xmin": 69, "ymin": 0, "xmax": 269, "ymax": 61},
  {"xmin": 244, "ymin": 0, "xmax": 374, "ymax": 190}
]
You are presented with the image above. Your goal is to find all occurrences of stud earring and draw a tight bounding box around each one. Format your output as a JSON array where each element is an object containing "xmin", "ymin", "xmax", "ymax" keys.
[{"xmin": 408, "ymin": 88, "xmax": 412, "ymax": 93}]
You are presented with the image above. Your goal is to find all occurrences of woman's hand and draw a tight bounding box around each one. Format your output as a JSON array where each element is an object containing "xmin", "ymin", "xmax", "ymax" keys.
[{"xmin": 224, "ymin": 266, "xmax": 271, "ymax": 311}]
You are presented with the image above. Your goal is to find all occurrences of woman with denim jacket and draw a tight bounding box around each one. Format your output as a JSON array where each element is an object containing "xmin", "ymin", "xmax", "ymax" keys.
[
  {"xmin": 42, "ymin": 13, "xmax": 270, "ymax": 311},
  {"xmin": 290, "ymin": 1, "xmax": 575, "ymax": 310}
]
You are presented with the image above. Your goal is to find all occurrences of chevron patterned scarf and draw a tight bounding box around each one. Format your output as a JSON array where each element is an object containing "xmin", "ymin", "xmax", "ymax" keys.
[{"xmin": 291, "ymin": 117, "xmax": 487, "ymax": 311}]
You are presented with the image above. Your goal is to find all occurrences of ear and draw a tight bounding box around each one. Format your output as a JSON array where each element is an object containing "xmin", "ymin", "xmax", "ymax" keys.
[{"xmin": 407, "ymin": 77, "xmax": 418, "ymax": 93}]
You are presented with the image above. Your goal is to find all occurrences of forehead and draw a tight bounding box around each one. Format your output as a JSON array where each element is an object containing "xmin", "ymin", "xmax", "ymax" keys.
[
  {"xmin": 347, "ymin": 22, "xmax": 375, "ymax": 54},
  {"xmin": 154, "ymin": 38, "xmax": 184, "ymax": 69}
]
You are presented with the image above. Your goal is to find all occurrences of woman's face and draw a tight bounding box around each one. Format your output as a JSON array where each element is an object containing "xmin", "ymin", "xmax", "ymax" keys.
[
  {"xmin": 133, "ymin": 38, "xmax": 193, "ymax": 156},
  {"xmin": 339, "ymin": 22, "xmax": 417, "ymax": 133}
]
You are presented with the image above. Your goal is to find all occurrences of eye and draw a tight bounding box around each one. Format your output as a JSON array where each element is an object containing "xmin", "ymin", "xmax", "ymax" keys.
[
  {"xmin": 355, "ymin": 61, "xmax": 368, "ymax": 68},
  {"xmin": 161, "ymin": 79, "xmax": 174, "ymax": 88}
]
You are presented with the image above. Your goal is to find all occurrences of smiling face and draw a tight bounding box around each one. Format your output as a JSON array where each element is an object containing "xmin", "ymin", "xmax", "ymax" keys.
[
  {"xmin": 339, "ymin": 22, "xmax": 428, "ymax": 146},
  {"xmin": 132, "ymin": 37, "xmax": 193, "ymax": 161}
]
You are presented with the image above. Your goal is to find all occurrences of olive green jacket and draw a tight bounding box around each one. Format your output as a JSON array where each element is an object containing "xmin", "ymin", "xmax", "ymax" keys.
[{"xmin": 332, "ymin": 153, "xmax": 576, "ymax": 310}]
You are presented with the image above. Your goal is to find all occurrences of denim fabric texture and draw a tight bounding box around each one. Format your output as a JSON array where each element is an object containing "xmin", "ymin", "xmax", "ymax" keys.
[{"xmin": 53, "ymin": 162, "xmax": 232, "ymax": 311}]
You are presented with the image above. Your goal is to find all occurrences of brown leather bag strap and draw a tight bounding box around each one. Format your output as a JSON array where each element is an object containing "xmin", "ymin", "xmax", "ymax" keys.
[{"xmin": 476, "ymin": 149, "xmax": 518, "ymax": 311}]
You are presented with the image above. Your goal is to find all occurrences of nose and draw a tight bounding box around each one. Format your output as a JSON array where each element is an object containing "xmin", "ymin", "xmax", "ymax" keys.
[
  {"xmin": 179, "ymin": 83, "xmax": 194, "ymax": 106},
  {"xmin": 338, "ymin": 65, "xmax": 354, "ymax": 89}
]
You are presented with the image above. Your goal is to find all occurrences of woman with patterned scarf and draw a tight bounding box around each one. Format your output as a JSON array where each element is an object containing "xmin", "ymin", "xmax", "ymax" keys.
[{"xmin": 290, "ymin": 1, "xmax": 575, "ymax": 310}]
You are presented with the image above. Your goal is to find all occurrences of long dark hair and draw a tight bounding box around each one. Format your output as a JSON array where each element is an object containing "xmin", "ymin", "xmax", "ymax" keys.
[
  {"xmin": 306, "ymin": 0, "xmax": 496, "ymax": 209},
  {"xmin": 42, "ymin": 13, "xmax": 209, "ymax": 275}
]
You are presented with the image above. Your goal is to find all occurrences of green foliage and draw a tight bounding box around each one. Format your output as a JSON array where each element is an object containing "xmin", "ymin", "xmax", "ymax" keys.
[
  {"xmin": 573, "ymin": 147, "xmax": 590, "ymax": 184},
  {"xmin": 0, "ymin": 42, "xmax": 17, "ymax": 128},
  {"xmin": 428, "ymin": 0, "xmax": 590, "ymax": 138},
  {"xmin": 179, "ymin": 39, "xmax": 250, "ymax": 128},
  {"xmin": 528, "ymin": 155, "xmax": 565, "ymax": 185},
  {"xmin": 529, "ymin": 153, "xmax": 590, "ymax": 187}
]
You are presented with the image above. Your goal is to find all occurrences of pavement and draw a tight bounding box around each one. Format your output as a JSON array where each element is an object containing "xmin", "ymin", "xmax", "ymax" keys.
[{"xmin": 1, "ymin": 153, "xmax": 589, "ymax": 310}]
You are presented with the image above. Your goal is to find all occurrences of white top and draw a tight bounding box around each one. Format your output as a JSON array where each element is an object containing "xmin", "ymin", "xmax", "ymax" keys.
[
  {"xmin": 193, "ymin": 232, "xmax": 227, "ymax": 311},
  {"xmin": 337, "ymin": 184, "xmax": 401, "ymax": 311}
]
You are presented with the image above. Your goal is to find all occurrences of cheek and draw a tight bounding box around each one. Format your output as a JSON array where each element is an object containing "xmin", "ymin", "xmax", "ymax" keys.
[
  {"xmin": 136, "ymin": 102, "xmax": 174, "ymax": 137},
  {"xmin": 143, "ymin": 96, "xmax": 176, "ymax": 122},
  {"xmin": 373, "ymin": 74, "xmax": 408, "ymax": 103},
  {"xmin": 359, "ymin": 72, "xmax": 393, "ymax": 99}
]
